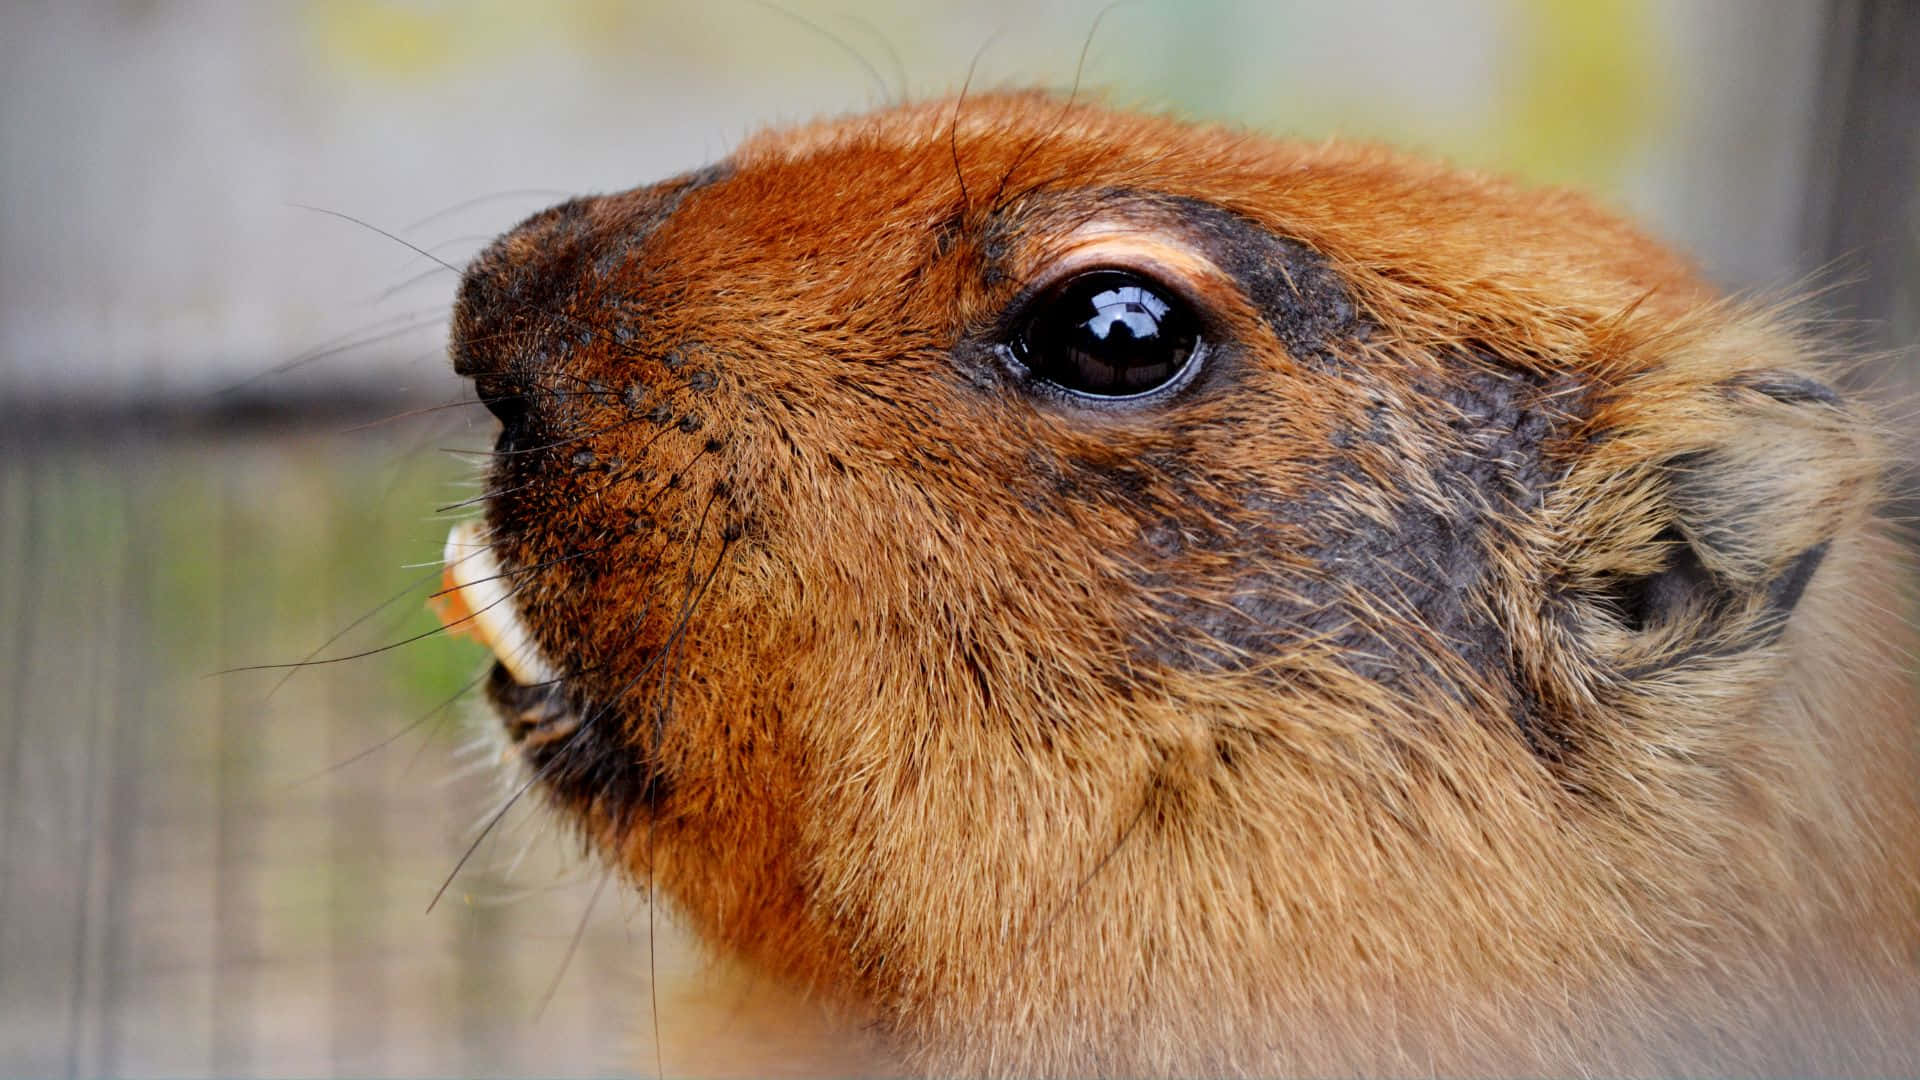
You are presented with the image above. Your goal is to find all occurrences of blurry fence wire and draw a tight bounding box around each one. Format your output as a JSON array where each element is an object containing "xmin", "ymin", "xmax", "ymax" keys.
[
  {"xmin": 1805, "ymin": 0, "xmax": 1920, "ymax": 511},
  {"xmin": 0, "ymin": 428, "xmax": 669, "ymax": 1078}
]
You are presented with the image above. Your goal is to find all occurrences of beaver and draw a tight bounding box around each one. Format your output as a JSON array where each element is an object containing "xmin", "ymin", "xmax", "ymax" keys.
[{"xmin": 434, "ymin": 94, "xmax": 1920, "ymax": 1076}]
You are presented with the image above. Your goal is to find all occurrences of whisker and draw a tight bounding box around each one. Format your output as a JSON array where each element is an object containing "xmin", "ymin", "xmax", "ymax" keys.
[
  {"xmin": 339, "ymin": 396, "xmax": 491, "ymax": 433},
  {"xmin": 443, "ymin": 419, "xmax": 634, "ymax": 461},
  {"xmin": 949, "ymin": 32, "xmax": 999, "ymax": 214},
  {"xmin": 639, "ymin": 487, "xmax": 727, "ymax": 1080},
  {"xmin": 372, "ymin": 264, "xmax": 460, "ymax": 304},
  {"xmin": 745, "ymin": 0, "xmax": 891, "ymax": 103},
  {"xmin": 359, "ymin": 234, "xmax": 495, "ymax": 308},
  {"xmin": 298, "ymin": 204, "xmax": 624, "ymax": 356},
  {"xmin": 436, "ymin": 478, "xmax": 542, "ymax": 514},
  {"xmin": 402, "ymin": 188, "xmax": 574, "ymax": 233},
  {"xmin": 535, "ymin": 866, "xmax": 615, "ymax": 1022},
  {"xmin": 1030, "ymin": 790, "xmax": 1151, "ymax": 947},
  {"xmin": 281, "ymin": 668, "xmax": 489, "ymax": 789},
  {"xmin": 293, "ymin": 203, "xmax": 473, "ymax": 277},
  {"xmin": 648, "ymin": 846, "xmax": 662, "ymax": 1080},
  {"xmin": 835, "ymin": 12, "xmax": 910, "ymax": 102},
  {"xmin": 426, "ymin": 727, "xmax": 589, "ymax": 914},
  {"xmin": 209, "ymin": 309, "xmax": 448, "ymax": 397},
  {"xmin": 423, "ymin": 545, "xmax": 611, "ymax": 603},
  {"xmin": 987, "ymin": 2, "xmax": 1124, "ymax": 212},
  {"xmin": 452, "ymin": 371, "xmax": 710, "ymax": 462},
  {"xmin": 213, "ymin": 560, "xmax": 521, "ymax": 676},
  {"xmin": 263, "ymin": 559, "xmax": 454, "ymax": 698}
]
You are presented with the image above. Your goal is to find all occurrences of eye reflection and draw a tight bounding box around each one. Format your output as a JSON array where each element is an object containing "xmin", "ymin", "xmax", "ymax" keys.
[{"xmin": 1012, "ymin": 270, "xmax": 1200, "ymax": 399}]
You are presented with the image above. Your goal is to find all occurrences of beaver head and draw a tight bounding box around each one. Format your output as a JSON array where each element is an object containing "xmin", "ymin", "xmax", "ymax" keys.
[{"xmin": 439, "ymin": 95, "xmax": 1919, "ymax": 1075}]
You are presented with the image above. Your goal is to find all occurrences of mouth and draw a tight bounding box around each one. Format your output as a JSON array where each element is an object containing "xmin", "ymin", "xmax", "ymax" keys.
[{"xmin": 433, "ymin": 522, "xmax": 577, "ymax": 750}]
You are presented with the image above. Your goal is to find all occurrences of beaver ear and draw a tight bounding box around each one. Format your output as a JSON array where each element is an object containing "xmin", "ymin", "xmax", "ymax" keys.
[{"xmin": 1589, "ymin": 370, "xmax": 1876, "ymax": 644}]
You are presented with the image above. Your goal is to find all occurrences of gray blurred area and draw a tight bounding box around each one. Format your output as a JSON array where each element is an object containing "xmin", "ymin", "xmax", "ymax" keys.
[
  {"xmin": 1, "ymin": 2, "xmax": 1914, "ymax": 1077},
  {"xmin": 6, "ymin": 0, "xmax": 1911, "ymax": 407}
]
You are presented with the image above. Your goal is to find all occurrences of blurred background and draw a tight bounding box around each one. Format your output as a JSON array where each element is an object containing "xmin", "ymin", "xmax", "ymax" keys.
[{"xmin": 1, "ymin": 1, "xmax": 1914, "ymax": 1076}]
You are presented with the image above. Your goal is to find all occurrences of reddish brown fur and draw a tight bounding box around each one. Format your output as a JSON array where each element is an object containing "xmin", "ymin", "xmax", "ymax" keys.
[{"xmin": 448, "ymin": 95, "xmax": 1920, "ymax": 1076}]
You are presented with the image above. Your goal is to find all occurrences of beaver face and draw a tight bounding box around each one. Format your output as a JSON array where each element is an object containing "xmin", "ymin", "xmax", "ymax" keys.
[{"xmin": 443, "ymin": 96, "xmax": 1916, "ymax": 1074}]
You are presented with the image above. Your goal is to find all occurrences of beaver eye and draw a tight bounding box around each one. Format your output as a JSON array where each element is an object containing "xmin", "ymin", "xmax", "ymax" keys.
[{"xmin": 1010, "ymin": 269, "xmax": 1202, "ymax": 399}]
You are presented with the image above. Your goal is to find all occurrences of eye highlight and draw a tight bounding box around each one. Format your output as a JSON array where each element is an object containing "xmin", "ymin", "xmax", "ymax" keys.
[{"xmin": 1009, "ymin": 269, "xmax": 1203, "ymax": 400}]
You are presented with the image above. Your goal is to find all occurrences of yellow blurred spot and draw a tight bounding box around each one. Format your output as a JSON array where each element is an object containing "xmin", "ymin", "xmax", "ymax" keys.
[
  {"xmin": 302, "ymin": 1, "xmax": 674, "ymax": 84},
  {"xmin": 1496, "ymin": 0, "xmax": 1661, "ymax": 189},
  {"xmin": 305, "ymin": 1, "xmax": 461, "ymax": 80}
]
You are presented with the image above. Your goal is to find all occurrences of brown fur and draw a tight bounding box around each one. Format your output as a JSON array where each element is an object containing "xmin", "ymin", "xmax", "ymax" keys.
[{"xmin": 447, "ymin": 95, "xmax": 1920, "ymax": 1076}]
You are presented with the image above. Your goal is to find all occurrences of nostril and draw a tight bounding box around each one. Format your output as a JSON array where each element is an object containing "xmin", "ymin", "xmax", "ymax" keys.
[{"xmin": 476, "ymin": 375, "xmax": 532, "ymax": 430}]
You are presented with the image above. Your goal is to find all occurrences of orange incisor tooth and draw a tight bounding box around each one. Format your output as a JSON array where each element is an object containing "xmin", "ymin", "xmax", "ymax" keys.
[
  {"xmin": 436, "ymin": 521, "xmax": 558, "ymax": 687},
  {"xmin": 430, "ymin": 561, "xmax": 480, "ymax": 640}
]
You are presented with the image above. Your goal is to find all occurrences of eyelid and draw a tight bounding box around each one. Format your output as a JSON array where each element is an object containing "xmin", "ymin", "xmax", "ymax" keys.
[
  {"xmin": 1020, "ymin": 230, "xmax": 1232, "ymax": 315},
  {"xmin": 1013, "ymin": 231, "xmax": 1236, "ymax": 340}
]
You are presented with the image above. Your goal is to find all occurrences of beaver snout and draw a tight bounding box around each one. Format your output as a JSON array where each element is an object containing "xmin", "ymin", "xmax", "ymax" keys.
[{"xmin": 449, "ymin": 167, "xmax": 731, "ymax": 453}]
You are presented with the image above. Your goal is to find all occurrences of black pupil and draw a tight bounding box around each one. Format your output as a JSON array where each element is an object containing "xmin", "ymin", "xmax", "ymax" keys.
[{"xmin": 1016, "ymin": 270, "xmax": 1199, "ymax": 397}]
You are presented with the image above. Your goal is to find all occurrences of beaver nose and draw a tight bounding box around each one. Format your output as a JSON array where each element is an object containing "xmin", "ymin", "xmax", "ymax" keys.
[
  {"xmin": 451, "ymin": 197, "xmax": 594, "ymax": 347},
  {"xmin": 448, "ymin": 200, "xmax": 607, "ymax": 445}
]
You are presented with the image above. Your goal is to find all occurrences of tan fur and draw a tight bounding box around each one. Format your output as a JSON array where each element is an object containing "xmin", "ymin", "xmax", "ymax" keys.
[{"xmin": 446, "ymin": 95, "xmax": 1920, "ymax": 1076}]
